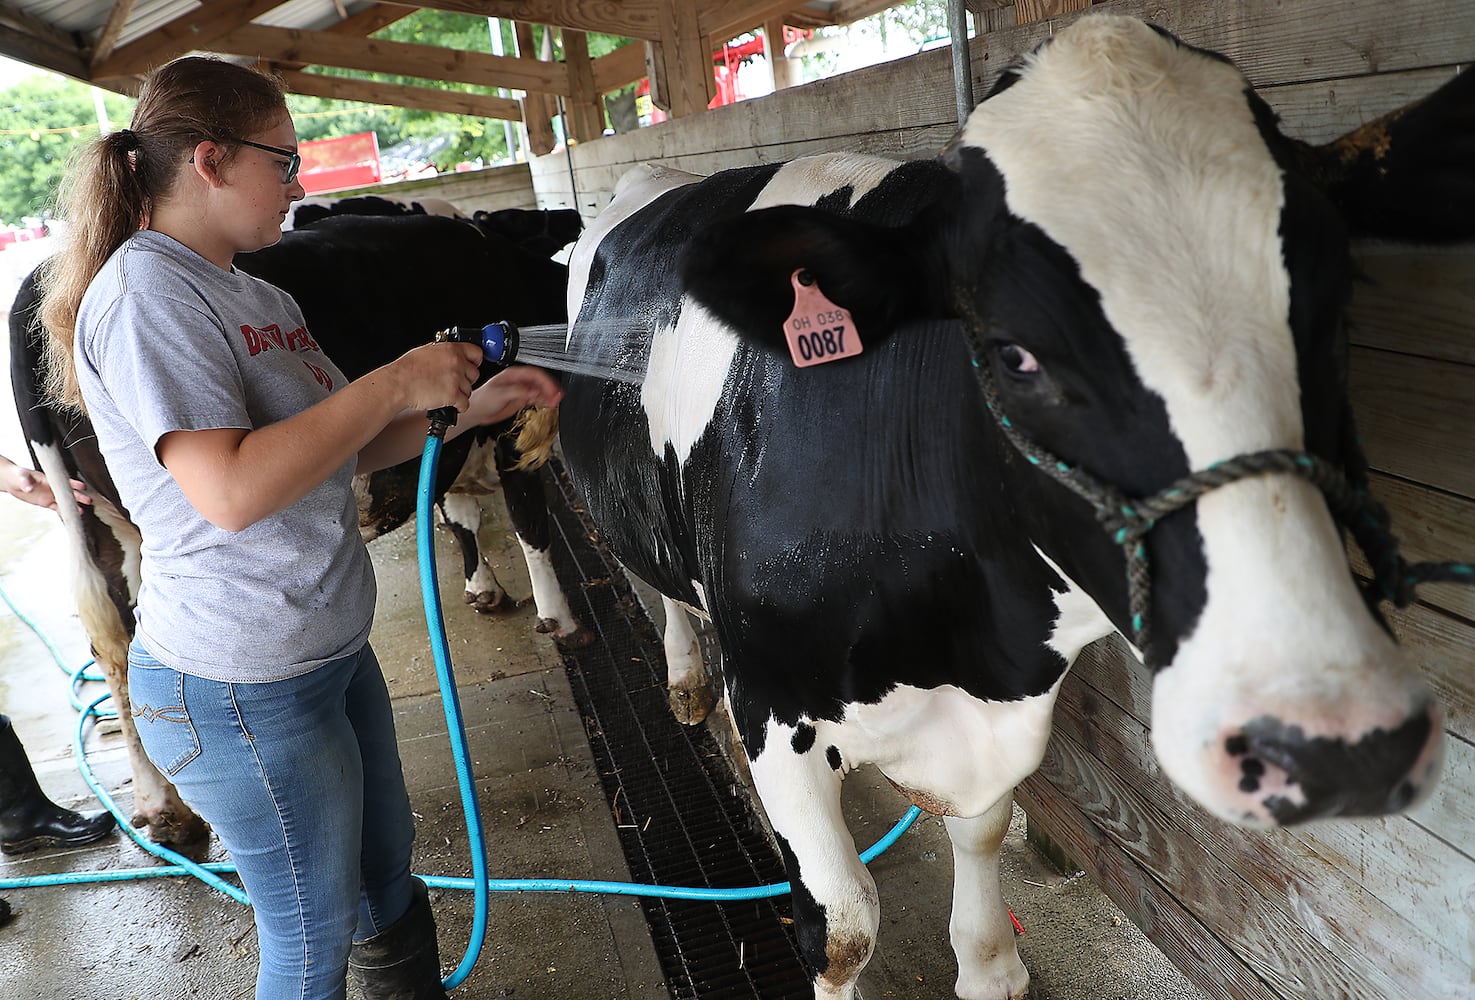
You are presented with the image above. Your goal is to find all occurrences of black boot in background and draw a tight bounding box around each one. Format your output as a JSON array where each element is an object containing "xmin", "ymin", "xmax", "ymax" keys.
[
  {"xmin": 0, "ymin": 714, "xmax": 116, "ymax": 855},
  {"xmin": 348, "ymin": 877, "xmax": 450, "ymax": 999}
]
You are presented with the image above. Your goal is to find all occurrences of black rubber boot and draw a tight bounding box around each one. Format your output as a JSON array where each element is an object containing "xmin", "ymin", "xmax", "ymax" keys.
[
  {"xmin": 348, "ymin": 877, "xmax": 450, "ymax": 999},
  {"xmin": 0, "ymin": 715, "xmax": 116, "ymax": 855},
  {"xmin": 0, "ymin": 896, "xmax": 12, "ymax": 927}
]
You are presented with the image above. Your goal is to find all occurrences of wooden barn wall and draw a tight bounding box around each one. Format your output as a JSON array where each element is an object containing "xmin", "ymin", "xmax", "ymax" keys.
[
  {"xmin": 340, "ymin": 161, "xmax": 537, "ymax": 215},
  {"xmin": 527, "ymin": 2, "xmax": 1475, "ymax": 998}
]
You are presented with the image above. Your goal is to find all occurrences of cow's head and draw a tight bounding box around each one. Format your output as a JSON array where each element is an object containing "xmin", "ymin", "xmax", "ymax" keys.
[{"xmin": 677, "ymin": 15, "xmax": 1473, "ymax": 826}]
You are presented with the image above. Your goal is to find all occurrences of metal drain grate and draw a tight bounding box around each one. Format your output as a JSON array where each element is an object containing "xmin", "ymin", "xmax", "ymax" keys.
[{"xmin": 543, "ymin": 458, "xmax": 815, "ymax": 999}]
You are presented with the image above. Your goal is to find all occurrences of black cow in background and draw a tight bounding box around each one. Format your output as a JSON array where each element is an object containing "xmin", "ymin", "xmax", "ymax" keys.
[
  {"xmin": 286, "ymin": 194, "xmax": 584, "ymax": 261},
  {"xmin": 10, "ymin": 211, "xmax": 586, "ymax": 846}
]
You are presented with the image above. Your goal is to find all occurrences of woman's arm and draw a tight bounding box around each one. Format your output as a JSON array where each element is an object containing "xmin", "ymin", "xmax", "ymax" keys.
[
  {"xmin": 355, "ymin": 365, "xmax": 563, "ymax": 476},
  {"xmin": 156, "ymin": 342, "xmax": 483, "ymax": 532}
]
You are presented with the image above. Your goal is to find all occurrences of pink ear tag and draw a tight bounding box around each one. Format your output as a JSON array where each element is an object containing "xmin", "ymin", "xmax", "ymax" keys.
[{"xmin": 783, "ymin": 269, "xmax": 863, "ymax": 368}]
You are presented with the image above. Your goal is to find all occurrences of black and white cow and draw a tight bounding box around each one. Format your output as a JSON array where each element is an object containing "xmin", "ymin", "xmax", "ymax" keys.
[
  {"xmin": 10, "ymin": 211, "xmax": 585, "ymax": 844},
  {"xmin": 538, "ymin": 17, "xmax": 1470, "ymax": 999}
]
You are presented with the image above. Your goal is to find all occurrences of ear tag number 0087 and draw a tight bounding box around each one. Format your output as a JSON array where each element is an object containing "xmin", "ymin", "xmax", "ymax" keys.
[{"xmin": 784, "ymin": 269, "xmax": 863, "ymax": 368}]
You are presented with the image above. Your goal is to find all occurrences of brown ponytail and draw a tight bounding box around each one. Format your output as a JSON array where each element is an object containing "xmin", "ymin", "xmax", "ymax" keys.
[{"xmin": 38, "ymin": 57, "xmax": 287, "ymax": 411}]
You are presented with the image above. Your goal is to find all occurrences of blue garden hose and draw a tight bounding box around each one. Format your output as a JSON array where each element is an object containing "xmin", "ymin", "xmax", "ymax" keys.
[
  {"xmin": 0, "ymin": 438, "xmax": 922, "ymax": 992},
  {"xmin": 417, "ymin": 431, "xmax": 921, "ymax": 988}
]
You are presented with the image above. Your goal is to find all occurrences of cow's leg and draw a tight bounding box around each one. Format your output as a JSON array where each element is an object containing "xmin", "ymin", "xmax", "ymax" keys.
[
  {"xmin": 660, "ymin": 597, "xmax": 714, "ymax": 724},
  {"xmin": 945, "ymin": 796, "xmax": 1029, "ymax": 1000},
  {"xmin": 54, "ymin": 489, "xmax": 207, "ymax": 846},
  {"xmin": 494, "ymin": 446, "xmax": 593, "ymax": 647},
  {"xmin": 437, "ymin": 492, "xmax": 515, "ymax": 613},
  {"xmin": 750, "ymin": 732, "xmax": 877, "ymax": 999}
]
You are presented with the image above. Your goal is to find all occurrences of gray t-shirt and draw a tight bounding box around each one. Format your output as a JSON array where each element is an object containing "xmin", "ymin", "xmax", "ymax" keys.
[{"xmin": 74, "ymin": 230, "xmax": 376, "ymax": 682}]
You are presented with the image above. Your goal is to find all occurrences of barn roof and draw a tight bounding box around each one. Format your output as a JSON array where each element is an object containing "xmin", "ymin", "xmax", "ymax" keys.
[{"xmin": 0, "ymin": 0, "xmax": 912, "ymax": 123}]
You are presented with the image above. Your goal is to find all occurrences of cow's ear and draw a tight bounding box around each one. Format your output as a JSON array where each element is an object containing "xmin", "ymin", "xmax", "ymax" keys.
[
  {"xmin": 1307, "ymin": 67, "xmax": 1475, "ymax": 242},
  {"xmin": 678, "ymin": 204, "xmax": 947, "ymax": 351}
]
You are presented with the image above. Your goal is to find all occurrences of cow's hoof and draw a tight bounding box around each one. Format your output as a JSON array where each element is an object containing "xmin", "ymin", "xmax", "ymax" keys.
[
  {"xmin": 133, "ymin": 809, "xmax": 211, "ymax": 851},
  {"xmin": 465, "ymin": 589, "xmax": 514, "ymax": 614},
  {"xmin": 669, "ymin": 683, "xmax": 716, "ymax": 726},
  {"xmin": 549, "ymin": 623, "xmax": 596, "ymax": 648}
]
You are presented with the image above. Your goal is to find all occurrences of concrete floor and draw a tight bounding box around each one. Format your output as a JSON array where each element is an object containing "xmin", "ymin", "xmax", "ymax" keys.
[{"xmin": 0, "ymin": 478, "xmax": 1208, "ymax": 1000}]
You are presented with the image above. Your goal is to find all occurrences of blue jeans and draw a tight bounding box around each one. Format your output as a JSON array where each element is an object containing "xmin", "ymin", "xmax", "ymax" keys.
[{"xmin": 128, "ymin": 638, "xmax": 417, "ymax": 1000}]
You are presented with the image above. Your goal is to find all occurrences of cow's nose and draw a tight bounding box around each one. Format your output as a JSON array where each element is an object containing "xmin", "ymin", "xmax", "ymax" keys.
[{"xmin": 1227, "ymin": 704, "xmax": 1441, "ymax": 824}]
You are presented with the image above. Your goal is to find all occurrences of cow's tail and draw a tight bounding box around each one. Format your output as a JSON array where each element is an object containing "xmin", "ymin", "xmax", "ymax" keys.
[{"xmin": 511, "ymin": 406, "xmax": 560, "ymax": 471}]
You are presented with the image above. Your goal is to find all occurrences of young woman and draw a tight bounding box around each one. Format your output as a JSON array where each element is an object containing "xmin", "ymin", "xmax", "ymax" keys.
[{"xmin": 38, "ymin": 57, "xmax": 562, "ymax": 1000}]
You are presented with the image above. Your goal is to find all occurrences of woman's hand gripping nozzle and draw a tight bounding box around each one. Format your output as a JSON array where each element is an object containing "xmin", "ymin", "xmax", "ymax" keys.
[{"xmin": 426, "ymin": 322, "xmax": 521, "ymax": 438}]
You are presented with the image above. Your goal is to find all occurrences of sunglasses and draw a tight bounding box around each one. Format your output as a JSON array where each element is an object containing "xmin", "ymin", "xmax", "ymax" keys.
[{"xmin": 230, "ymin": 137, "xmax": 302, "ymax": 184}]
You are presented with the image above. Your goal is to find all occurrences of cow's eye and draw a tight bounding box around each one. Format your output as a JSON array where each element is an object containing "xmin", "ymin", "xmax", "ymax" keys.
[{"xmin": 996, "ymin": 342, "xmax": 1040, "ymax": 375}]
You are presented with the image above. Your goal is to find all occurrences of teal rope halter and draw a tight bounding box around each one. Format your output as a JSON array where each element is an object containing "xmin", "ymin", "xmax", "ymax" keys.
[{"xmin": 960, "ymin": 324, "xmax": 1475, "ymax": 665}]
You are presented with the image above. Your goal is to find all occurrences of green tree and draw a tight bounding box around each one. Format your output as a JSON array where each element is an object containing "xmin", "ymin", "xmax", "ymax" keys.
[{"xmin": 0, "ymin": 75, "xmax": 133, "ymax": 225}]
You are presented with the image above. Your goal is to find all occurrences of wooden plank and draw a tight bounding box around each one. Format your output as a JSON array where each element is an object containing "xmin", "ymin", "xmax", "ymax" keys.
[
  {"xmin": 1349, "ymin": 246, "xmax": 1475, "ymax": 366},
  {"xmin": 93, "ymin": 0, "xmax": 287, "ymax": 77},
  {"xmin": 1015, "ymin": 746, "xmax": 1282, "ymax": 1000},
  {"xmin": 212, "ymin": 23, "xmax": 571, "ymax": 95},
  {"xmin": 331, "ymin": 4, "xmax": 415, "ymax": 37},
  {"xmin": 1029, "ymin": 653, "xmax": 1475, "ymax": 997},
  {"xmin": 591, "ymin": 40, "xmax": 648, "ymax": 93},
  {"xmin": 1357, "ymin": 474, "xmax": 1475, "ymax": 628},
  {"xmin": 702, "ymin": 0, "xmax": 806, "ymax": 45},
  {"xmin": 1014, "ymin": 0, "xmax": 1089, "ymax": 25},
  {"xmin": 277, "ymin": 69, "xmax": 524, "ymax": 120},
  {"xmin": 396, "ymin": 0, "xmax": 660, "ymax": 41},
  {"xmin": 88, "ymin": 0, "xmax": 137, "ymax": 70},
  {"xmin": 1260, "ymin": 66, "xmax": 1462, "ymax": 147},
  {"xmin": 561, "ymin": 30, "xmax": 606, "ymax": 142},
  {"xmin": 785, "ymin": 0, "xmax": 907, "ymax": 29},
  {"xmin": 1350, "ymin": 347, "xmax": 1475, "ymax": 501},
  {"xmin": 350, "ymin": 162, "xmax": 539, "ymax": 214},
  {"xmin": 0, "ymin": 20, "xmax": 87, "ymax": 81}
]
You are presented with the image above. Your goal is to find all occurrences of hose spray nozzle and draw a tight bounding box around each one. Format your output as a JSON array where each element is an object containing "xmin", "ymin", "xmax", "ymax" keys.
[{"xmin": 427, "ymin": 322, "xmax": 522, "ymax": 437}]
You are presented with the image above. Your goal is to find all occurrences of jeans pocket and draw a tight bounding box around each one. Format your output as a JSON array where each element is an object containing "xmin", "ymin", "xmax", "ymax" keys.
[{"xmin": 127, "ymin": 643, "xmax": 201, "ymax": 776}]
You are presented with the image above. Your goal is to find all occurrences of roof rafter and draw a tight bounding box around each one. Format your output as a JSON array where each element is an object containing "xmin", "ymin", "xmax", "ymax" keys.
[
  {"xmin": 212, "ymin": 22, "xmax": 572, "ymax": 95},
  {"xmin": 88, "ymin": 0, "xmax": 137, "ymax": 68},
  {"xmin": 93, "ymin": 0, "xmax": 288, "ymax": 78},
  {"xmin": 0, "ymin": 20, "xmax": 87, "ymax": 80},
  {"xmin": 384, "ymin": 0, "xmax": 661, "ymax": 40},
  {"xmin": 276, "ymin": 67, "xmax": 524, "ymax": 119}
]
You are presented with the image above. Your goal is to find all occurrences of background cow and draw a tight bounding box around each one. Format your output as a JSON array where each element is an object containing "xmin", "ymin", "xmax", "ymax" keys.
[
  {"xmin": 10, "ymin": 211, "xmax": 585, "ymax": 845},
  {"xmin": 536, "ymin": 16, "xmax": 1472, "ymax": 1000}
]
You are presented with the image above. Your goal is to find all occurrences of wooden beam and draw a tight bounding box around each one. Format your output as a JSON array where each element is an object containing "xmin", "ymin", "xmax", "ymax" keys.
[
  {"xmin": 88, "ymin": 0, "xmax": 137, "ymax": 69},
  {"xmin": 0, "ymin": 23, "xmax": 87, "ymax": 81},
  {"xmin": 277, "ymin": 68, "xmax": 524, "ymax": 120},
  {"xmin": 591, "ymin": 40, "xmax": 647, "ymax": 93},
  {"xmin": 560, "ymin": 30, "xmax": 605, "ymax": 142},
  {"xmin": 515, "ymin": 21, "xmax": 557, "ymax": 155},
  {"xmin": 272, "ymin": 5, "xmax": 418, "ymax": 74},
  {"xmin": 785, "ymin": 0, "xmax": 901, "ymax": 29},
  {"xmin": 331, "ymin": 4, "xmax": 416, "ymax": 37},
  {"xmin": 0, "ymin": 0, "xmax": 77, "ymax": 50},
  {"xmin": 652, "ymin": 0, "xmax": 712, "ymax": 118},
  {"xmin": 94, "ymin": 0, "xmax": 286, "ymax": 77},
  {"xmin": 387, "ymin": 0, "xmax": 661, "ymax": 41},
  {"xmin": 1014, "ymin": 0, "xmax": 1089, "ymax": 24},
  {"xmin": 701, "ymin": 0, "xmax": 805, "ymax": 44},
  {"xmin": 211, "ymin": 23, "xmax": 572, "ymax": 95}
]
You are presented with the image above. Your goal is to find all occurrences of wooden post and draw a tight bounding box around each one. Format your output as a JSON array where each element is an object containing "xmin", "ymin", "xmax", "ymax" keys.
[
  {"xmin": 561, "ymin": 29, "xmax": 606, "ymax": 143},
  {"xmin": 762, "ymin": 17, "xmax": 794, "ymax": 91},
  {"xmin": 515, "ymin": 21, "xmax": 557, "ymax": 155},
  {"xmin": 652, "ymin": 0, "xmax": 713, "ymax": 119}
]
